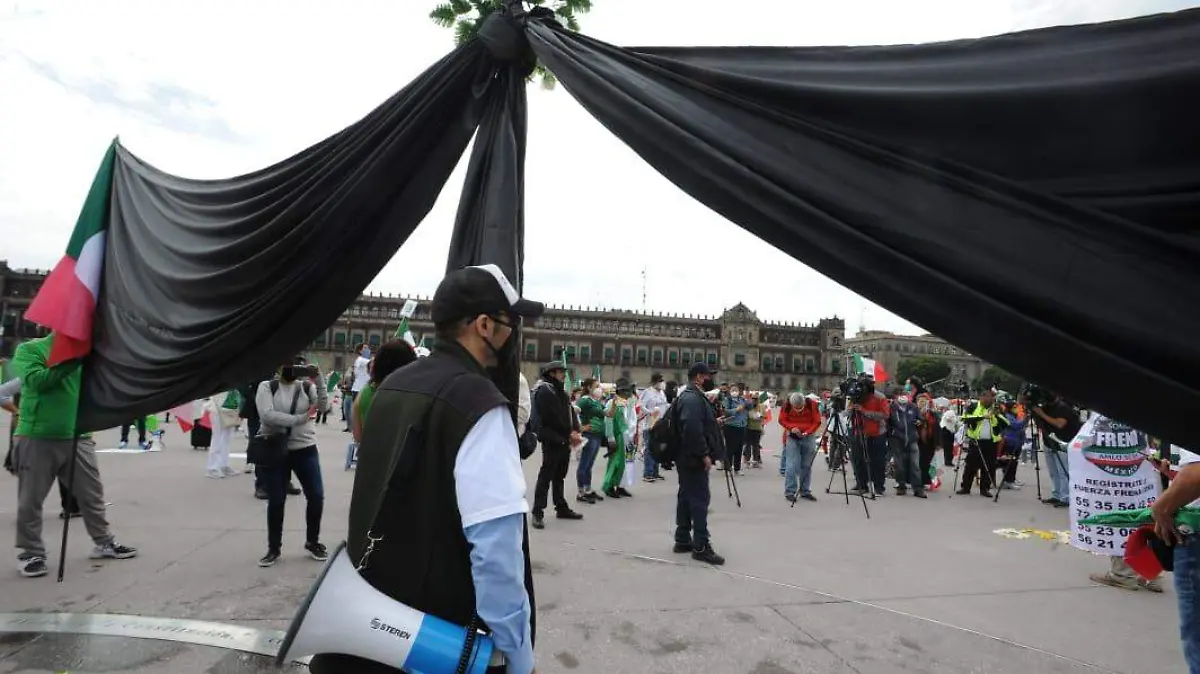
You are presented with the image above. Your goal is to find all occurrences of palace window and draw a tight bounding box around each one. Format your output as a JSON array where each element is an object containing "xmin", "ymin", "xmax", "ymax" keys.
[
  {"xmin": 525, "ymin": 341, "xmax": 538, "ymax": 359},
  {"xmin": 806, "ymin": 358, "xmax": 816, "ymax": 373},
  {"xmin": 734, "ymin": 354, "xmax": 746, "ymax": 366},
  {"xmin": 621, "ymin": 347, "xmax": 633, "ymax": 364},
  {"xmin": 553, "ymin": 343, "xmax": 564, "ymax": 359},
  {"xmin": 637, "ymin": 348, "xmax": 648, "ymax": 365},
  {"xmin": 706, "ymin": 352, "xmax": 718, "ymax": 366},
  {"xmin": 762, "ymin": 355, "xmax": 772, "ymax": 370},
  {"xmin": 604, "ymin": 346, "xmax": 615, "ymax": 362},
  {"xmin": 352, "ymin": 333, "xmax": 365, "ymax": 347},
  {"xmin": 334, "ymin": 333, "xmax": 346, "ymax": 347},
  {"xmin": 566, "ymin": 344, "xmax": 577, "ymax": 359},
  {"xmin": 793, "ymin": 357, "xmax": 803, "ymax": 373},
  {"xmin": 314, "ymin": 333, "xmax": 327, "ymax": 347},
  {"xmin": 774, "ymin": 356, "xmax": 784, "ymax": 371},
  {"xmin": 694, "ymin": 351, "xmax": 705, "ymax": 364},
  {"xmin": 681, "ymin": 351, "xmax": 691, "ymax": 366},
  {"xmin": 580, "ymin": 345, "xmax": 591, "ymax": 361},
  {"xmin": 668, "ymin": 350, "xmax": 679, "ymax": 365},
  {"xmin": 368, "ymin": 334, "xmax": 382, "ymax": 348}
]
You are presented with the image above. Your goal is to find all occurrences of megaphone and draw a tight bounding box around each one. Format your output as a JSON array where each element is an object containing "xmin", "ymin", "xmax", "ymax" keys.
[{"xmin": 276, "ymin": 541, "xmax": 495, "ymax": 673}]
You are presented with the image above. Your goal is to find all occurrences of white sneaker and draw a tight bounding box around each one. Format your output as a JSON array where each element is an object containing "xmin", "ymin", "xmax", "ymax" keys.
[
  {"xmin": 221, "ymin": 466, "xmax": 238, "ymax": 477},
  {"xmin": 205, "ymin": 469, "xmax": 225, "ymax": 479},
  {"xmin": 90, "ymin": 542, "xmax": 138, "ymax": 560},
  {"xmin": 118, "ymin": 441, "xmax": 128, "ymax": 449}
]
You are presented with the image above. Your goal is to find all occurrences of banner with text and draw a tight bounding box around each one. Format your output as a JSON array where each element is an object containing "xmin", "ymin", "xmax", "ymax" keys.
[{"xmin": 1069, "ymin": 413, "xmax": 1160, "ymax": 556}]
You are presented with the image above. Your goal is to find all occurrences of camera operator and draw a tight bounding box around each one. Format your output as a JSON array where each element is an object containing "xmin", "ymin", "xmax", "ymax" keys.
[
  {"xmin": 957, "ymin": 387, "xmax": 1007, "ymax": 497},
  {"xmin": 1026, "ymin": 387, "xmax": 1081, "ymax": 507},
  {"xmin": 848, "ymin": 374, "xmax": 890, "ymax": 497}
]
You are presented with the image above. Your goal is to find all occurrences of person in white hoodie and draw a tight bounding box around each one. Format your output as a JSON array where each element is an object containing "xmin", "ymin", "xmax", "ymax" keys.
[
  {"xmin": 205, "ymin": 390, "xmax": 242, "ymax": 478},
  {"xmin": 638, "ymin": 373, "xmax": 669, "ymax": 482}
]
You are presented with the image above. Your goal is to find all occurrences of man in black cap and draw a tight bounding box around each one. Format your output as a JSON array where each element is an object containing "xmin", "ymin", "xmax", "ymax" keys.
[
  {"xmin": 672, "ymin": 363, "xmax": 725, "ymax": 565},
  {"xmin": 309, "ymin": 264, "xmax": 543, "ymax": 674},
  {"xmin": 530, "ymin": 360, "xmax": 584, "ymax": 530}
]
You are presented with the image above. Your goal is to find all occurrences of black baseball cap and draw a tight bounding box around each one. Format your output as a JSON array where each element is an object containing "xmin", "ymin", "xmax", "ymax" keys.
[
  {"xmin": 688, "ymin": 363, "xmax": 715, "ymax": 379},
  {"xmin": 431, "ymin": 264, "xmax": 545, "ymax": 324}
]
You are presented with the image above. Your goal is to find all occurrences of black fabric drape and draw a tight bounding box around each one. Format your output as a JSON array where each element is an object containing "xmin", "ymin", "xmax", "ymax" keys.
[
  {"xmin": 526, "ymin": 11, "xmax": 1200, "ymax": 446},
  {"xmin": 79, "ymin": 43, "xmax": 496, "ymax": 432}
]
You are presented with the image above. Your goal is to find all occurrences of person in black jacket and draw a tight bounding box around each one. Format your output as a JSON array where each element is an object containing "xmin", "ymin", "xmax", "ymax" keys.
[
  {"xmin": 672, "ymin": 363, "xmax": 725, "ymax": 565},
  {"xmin": 531, "ymin": 361, "xmax": 584, "ymax": 530}
]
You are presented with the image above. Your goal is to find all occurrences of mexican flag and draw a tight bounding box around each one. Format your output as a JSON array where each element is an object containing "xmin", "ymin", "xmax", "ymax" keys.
[
  {"xmin": 394, "ymin": 317, "xmax": 416, "ymax": 347},
  {"xmin": 326, "ymin": 370, "xmax": 341, "ymax": 392},
  {"xmin": 24, "ymin": 141, "xmax": 117, "ymax": 366},
  {"xmin": 852, "ymin": 354, "xmax": 889, "ymax": 383}
]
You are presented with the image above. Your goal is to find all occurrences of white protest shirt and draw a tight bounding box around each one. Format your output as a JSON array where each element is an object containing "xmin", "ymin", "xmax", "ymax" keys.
[
  {"xmin": 1068, "ymin": 413, "xmax": 1161, "ymax": 556},
  {"xmin": 1175, "ymin": 446, "xmax": 1200, "ymax": 508},
  {"xmin": 352, "ymin": 356, "xmax": 371, "ymax": 393},
  {"xmin": 454, "ymin": 406, "xmax": 530, "ymax": 528}
]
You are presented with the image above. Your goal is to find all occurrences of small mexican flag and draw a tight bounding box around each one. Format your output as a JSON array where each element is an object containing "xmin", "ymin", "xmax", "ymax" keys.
[
  {"xmin": 394, "ymin": 317, "xmax": 416, "ymax": 347},
  {"xmin": 24, "ymin": 141, "xmax": 117, "ymax": 366},
  {"xmin": 852, "ymin": 354, "xmax": 889, "ymax": 383}
]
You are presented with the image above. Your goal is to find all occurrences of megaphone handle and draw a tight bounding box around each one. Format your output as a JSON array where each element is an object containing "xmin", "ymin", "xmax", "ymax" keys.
[{"xmin": 455, "ymin": 615, "xmax": 484, "ymax": 674}]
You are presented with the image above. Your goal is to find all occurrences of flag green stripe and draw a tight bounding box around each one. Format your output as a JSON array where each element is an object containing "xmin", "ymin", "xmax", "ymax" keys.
[{"xmin": 65, "ymin": 140, "xmax": 118, "ymax": 259}]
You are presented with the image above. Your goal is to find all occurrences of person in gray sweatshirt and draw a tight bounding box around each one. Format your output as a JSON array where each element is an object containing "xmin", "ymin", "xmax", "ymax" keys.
[{"xmin": 254, "ymin": 357, "xmax": 328, "ymax": 567}]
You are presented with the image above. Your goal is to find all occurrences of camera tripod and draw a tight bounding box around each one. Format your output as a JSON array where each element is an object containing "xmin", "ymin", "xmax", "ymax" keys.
[
  {"xmin": 947, "ymin": 399, "xmax": 1003, "ymax": 503},
  {"xmin": 823, "ymin": 408, "xmax": 872, "ymax": 519},
  {"xmin": 722, "ymin": 456, "xmax": 742, "ymax": 507}
]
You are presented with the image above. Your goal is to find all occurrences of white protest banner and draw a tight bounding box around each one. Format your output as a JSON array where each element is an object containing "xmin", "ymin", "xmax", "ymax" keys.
[
  {"xmin": 1069, "ymin": 413, "xmax": 1160, "ymax": 555},
  {"xmin": 400, "ymin": 299, "xmax": 418, "ymax": 318}
]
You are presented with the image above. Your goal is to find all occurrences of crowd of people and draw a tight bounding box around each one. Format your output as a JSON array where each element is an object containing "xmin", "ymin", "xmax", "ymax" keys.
[{"xmin": 2, "ymin": 260, "xmax": 1198, "ymax": 672}]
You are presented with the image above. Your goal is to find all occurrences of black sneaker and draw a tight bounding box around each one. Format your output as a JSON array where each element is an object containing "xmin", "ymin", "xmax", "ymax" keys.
[
  {"xmin": 801, "ymin": 493, "xmax": 817, "ymax": 502},
  {"xmin": 576, "ymin": 493, "xmax": 595, "ymax": 505},
  {"xmin": 254, "ymin": 488, "xmax": 268, "ymax": 500},
  {"xmin": 673, "ymin": 541, "xmax": 693, "ymax": 554},
  {"xmin": 90, "ymin": 542, "xmax": 138, "ymax": 560},
  {"xmin": 692, "ymin": 545, "xmax": 725, "ymax": 566},
  {"xmin": 616, "ymin": 487, "xmax": 633, "ymax": 498},
  {"xmin": 555, "ymin": 510, "xmax": 583, "ymax": 521},
  {"xmin": 605, "ymin": 488, "xmax": 621, "ymax": 499},
  {"xmin": 912, "ymin": 491, "xmax": 927, "ymax": 499},
  {"xmin": 286, "ymin": 482, "xmax": 301, "ymax": 496},
  {"xmin": 19, "ymin": 556, "xmax": 48, "ymax": 578},
  {"xmin": 531, "ymin": 514, "xmax": 545, "ymax": 530},
  {"xmin": 980, "ymin": 490, "xmax": 994, "ymax": 498},
  {"xmin": 785, "ymin": 494, "xmax": 797, "ymax": 503},
  {"xmin": 258, "ymin": 550, "xmax": 281, "ymax": 567},
  {"xmin": 304, "ymin": 542, "xmax": 328, "ymax": 561},
  {"xmin": 588, "ymin": 491, "xmax": 603, "ymax": 501}
]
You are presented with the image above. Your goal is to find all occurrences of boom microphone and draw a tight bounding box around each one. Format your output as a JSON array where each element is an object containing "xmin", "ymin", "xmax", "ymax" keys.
[{"xmin": 276, "ymin": 541, "xmax": 496, "ymax": 673}]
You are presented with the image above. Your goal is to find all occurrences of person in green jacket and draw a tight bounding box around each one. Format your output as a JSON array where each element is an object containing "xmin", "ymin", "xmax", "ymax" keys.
[
  {"xmin": 11, "ymin": 334, "xmax": 137, "ymax": 578},
  {"xmin": 602, "ymin": 379, "xmax": 637, "ymax": 499},
  {"xmin": 575, "ymin": 378, "xmax": 607, "ymax": 503}
]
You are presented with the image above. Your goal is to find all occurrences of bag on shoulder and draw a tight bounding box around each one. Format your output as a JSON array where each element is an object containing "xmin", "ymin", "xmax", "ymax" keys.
[
  {"xmin": 518, "ymin": 384, "xmax": 542, "ymax": 461},
  {"xmin": 247, "ymin": 380, "xmax": 306, "ymax": 467},
  {"xmin": 648, "ymin": 401, "xmax": 681, "ymax": 467}
]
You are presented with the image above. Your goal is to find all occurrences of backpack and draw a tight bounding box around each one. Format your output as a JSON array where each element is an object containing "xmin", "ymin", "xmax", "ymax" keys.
[
  {"xmin": 648, "ymin": 400, "xmax": 681, "ymax": 467},
  {"xmin": 518, "ymin": 384, "xmax": 542, "ymax": 460}
]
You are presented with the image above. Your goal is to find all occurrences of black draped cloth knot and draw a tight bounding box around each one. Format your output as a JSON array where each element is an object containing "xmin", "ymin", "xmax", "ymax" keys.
[{"xmin": 478, "ymin": 2, "xmax": 542, "ymax": 79}]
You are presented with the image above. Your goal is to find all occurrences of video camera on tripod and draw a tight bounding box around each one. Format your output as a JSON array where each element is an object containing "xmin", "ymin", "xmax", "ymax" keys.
[{"xmin": 830, "ymin": 375, "xmax": 874, "ymax": 413}]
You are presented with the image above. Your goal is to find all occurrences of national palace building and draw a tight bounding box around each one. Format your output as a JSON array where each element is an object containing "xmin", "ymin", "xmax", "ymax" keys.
[{"xmin": 2, "ymin": 260, "xmax": 984, "ymax": 393}]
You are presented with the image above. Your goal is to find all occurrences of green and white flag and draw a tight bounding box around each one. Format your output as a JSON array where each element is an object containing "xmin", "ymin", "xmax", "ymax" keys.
[{"xmin": 395, "ymin": 316, "xmax": 416, "ymax": 346}]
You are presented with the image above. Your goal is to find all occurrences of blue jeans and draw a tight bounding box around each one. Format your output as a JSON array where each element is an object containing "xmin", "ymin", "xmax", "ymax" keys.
[
  {"xmin": 1176, "ymin": 536, "xmax": 1200, "ymax": 673},
  {"xmin": 344, "ymin": 442, "xmax": 357, "ymax": 470},
  {"xmin": 783, "ymin": 434, "xmax": 816, "ymax": 498},
  {"xmin": 642, "ymin": 429, "xmax": 659, "ymax": 478},
  {"xmin": 577, "ymin": 432, "xmax": 603, "ymax": 491},
  {"xmin": 780, "ymin": 445, "xmax": 787, "ymax": 475},
  {"xmin": 342, "ymin": 391, "xmax": 356, "ymax": 428},
  {"xmin": 264, "ymin": 446, "xmax": 324, "ymax": 552},
  {"xmin": 1044, "ymin": 448, "xmax": 1070, "ymax": 501}
]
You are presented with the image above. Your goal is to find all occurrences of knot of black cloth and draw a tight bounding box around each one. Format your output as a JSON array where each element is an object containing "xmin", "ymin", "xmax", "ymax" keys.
[{"xmin": 478, "ymin": 2, "xmax": 557, "ymax": 78}]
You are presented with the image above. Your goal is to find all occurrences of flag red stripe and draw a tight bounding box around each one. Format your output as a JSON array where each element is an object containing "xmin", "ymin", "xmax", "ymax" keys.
[{"xmin": 25, "ymin": 255, "xmax": 97, "ymax": 341}]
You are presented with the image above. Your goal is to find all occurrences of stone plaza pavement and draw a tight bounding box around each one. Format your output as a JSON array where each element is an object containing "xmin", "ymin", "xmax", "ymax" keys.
[{"xmin": 0, "ymin": 414, "xmax": 1187, "ymax": 673}]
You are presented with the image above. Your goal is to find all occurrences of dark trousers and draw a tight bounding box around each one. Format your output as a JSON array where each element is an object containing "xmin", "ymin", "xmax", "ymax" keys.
[
  {"xmin": 532, "ymin": 445, "xmax": 571, "ymax": 516},
  {"xmin": 743, "ymin": 429, "xmax": 762, "ymax": 463},
  {"xmin": 675, "ymin": 466, "xmax": 711, "ymax": 550},
  {"xmin": 960, "ymin": 439, "xmax": 997, "ymax": 493},
  {"xmin": 941, "ymin": 428, "xmax": 956, "ymax": 465},
  {"xmin": 264, "ymin": 446, "xmax": 324, "ymax": 552},
  {"xmin": 918, "ymin": 438, "xmax": 936, "ymax": 486},
  {"xmin": 120, "ymin": 418, "xmax": 147, "ymax": 444},
  {"xmin": 722, "ymin": 426, "xmax": 746, "ymax": 471},
  {"xmin": 851, "ymin": 434, "xmax": 889, "ymax": 492},
  {"xmin": 58, "ymin": 480, "xmax": 80, "ymax": 514},
  {"xmin": 1000, "ymin": 438, "xmax": 1020, "ymax": 484}
]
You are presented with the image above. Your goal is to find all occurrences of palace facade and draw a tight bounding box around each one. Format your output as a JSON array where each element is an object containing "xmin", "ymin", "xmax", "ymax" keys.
[
  {"xmin": 310, "ymin": 295, "xmax": 847, "ymax": 393},
  {"xmin": 0, "ymin": 262, "xmax": 847, "ymax": 392}
]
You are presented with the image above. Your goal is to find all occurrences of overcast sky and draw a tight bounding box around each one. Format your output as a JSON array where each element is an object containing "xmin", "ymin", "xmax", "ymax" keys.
[{"xmin": 1, "ymin": 0, "xmax": 1194, "ymax": 335}]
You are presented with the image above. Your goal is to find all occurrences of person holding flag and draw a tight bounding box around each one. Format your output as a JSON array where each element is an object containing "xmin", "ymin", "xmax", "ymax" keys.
[{"xmin": 10, "ymin": 334, "xmax": 137, "ymax": 578}]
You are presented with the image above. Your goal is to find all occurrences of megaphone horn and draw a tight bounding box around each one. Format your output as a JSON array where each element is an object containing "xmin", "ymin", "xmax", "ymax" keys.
[{"xmin": 276, "ymin": 541, "xmax": 495, "ymax": 673}]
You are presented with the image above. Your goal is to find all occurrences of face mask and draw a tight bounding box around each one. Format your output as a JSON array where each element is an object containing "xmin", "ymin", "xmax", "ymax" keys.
[
  {"xmin": 280, "ymin": 366, "xmax": 297, "ymax": 382},
  {"xmin": 361, "ymin": 348, "xmax": 371, "ymax": 359},
  {"xmin": 591, "ymin": 387, "xmax": 603, "ymax": 399},
  {"xmin": 701, "ymin": 378, "xmax": 716, "ymax": 392},
  {"xmin": 482, "ymin": 319, "xmax": 517, "ymax": 365},
  {"xmin": 904, "ymin": 383, "xmax": 912, "ymax": 392},
  {"xmin": 897, "ymin": 395, "xmax": 910, "ymax": 405},
  {"xmin": 730, "ymin": 389, "xmax": 740, "ymax": 398},
  {"xmin": 656, "ymin": 382, "xmax": 665, "ymax": 391}
]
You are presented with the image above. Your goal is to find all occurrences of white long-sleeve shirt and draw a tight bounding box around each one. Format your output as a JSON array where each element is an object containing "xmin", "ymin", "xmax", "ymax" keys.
[{"xmin": 517, "ymin": 373, "xmax": 531, "ymax": 436}]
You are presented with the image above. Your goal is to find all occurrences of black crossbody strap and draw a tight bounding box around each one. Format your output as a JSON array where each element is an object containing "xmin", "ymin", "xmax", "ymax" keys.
[{"xmin": 285, "ymin": 385, "xmax": 303, "ymax": 437}]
